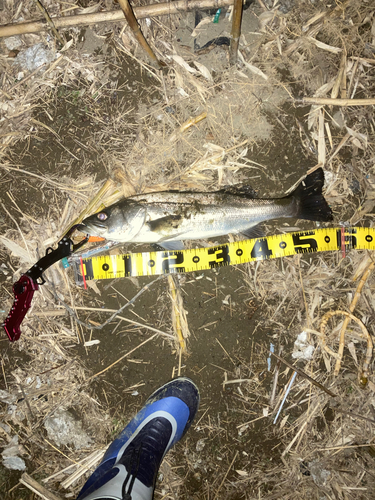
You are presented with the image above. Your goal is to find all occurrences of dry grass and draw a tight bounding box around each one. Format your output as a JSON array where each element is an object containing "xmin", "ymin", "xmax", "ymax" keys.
[{"xmin": 1, "ymin": 0, "xmax": 375, "ymax": 499}]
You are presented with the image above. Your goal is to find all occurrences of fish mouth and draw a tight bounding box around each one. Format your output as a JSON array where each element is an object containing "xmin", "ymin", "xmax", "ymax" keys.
[
  {"xmin": 76, "ymin": 223, "xmax": 89, "ymax": 234},
  {"xmin": 76, "ymin": 222, "xmax": 107, "ymax": 235}
]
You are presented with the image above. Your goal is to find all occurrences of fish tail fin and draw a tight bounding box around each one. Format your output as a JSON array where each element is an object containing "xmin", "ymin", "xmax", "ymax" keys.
[{"xmin": 291, "ymin": 168, "xmax": 333, "ymax": 222}]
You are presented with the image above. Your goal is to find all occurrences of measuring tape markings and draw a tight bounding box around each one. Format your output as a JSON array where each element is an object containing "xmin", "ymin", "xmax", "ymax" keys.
[{"xmin": 72, "ymin": 227, "xmax": 375, "ymax": 282}]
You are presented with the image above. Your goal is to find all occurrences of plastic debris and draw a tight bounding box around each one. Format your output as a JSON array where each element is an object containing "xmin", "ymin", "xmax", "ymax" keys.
[
  {"xmin": 213, "ymin": 9, "xmax": 221, "ymax": 23},
  {"xmin": 308, "ymin": 460, "xmax": 331, "ymax": 487},
  {"xmin": 15, "ymin": 43, "xmax": 57, "ymax": 72},
  {"xmin": 44, "ymin": 409, "xmax": 92, "ymax": 450},
  {"xmin": 1, "ymin": 436, "xmax": 26, "ymax": 471},
  {"xmin": 267, "ymin": 343, "xmax": 274, "ymax": 371},
  {"xmin": 0, "ymin": 390, "xmax": 17, "ymax": 404},
  {"xmin": 4, "ymin": 36, "xmax": 22, "ymax": 51},
  {"xmin": 292, "ymin": 331, "xmax": 315, "ymax": 360}
]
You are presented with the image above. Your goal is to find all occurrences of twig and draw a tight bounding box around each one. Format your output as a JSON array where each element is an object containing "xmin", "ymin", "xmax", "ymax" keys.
[
  {"xmin": 214, "ymin": 450, "xmax": 239, "ymax": 500},
  {"xmin": 295, "ymin": 97, "xmax": 375, "ymax": 106},
  {"xmin": 33, "ymin": 0, "xmax": 64, "ymax": 46},
  {"xmin": 52, "ymin": 305, "xmax": 175, "ymax": 340},
  {"xmin": 271, "ymin": 352, "xmax": 337, "ymax": 398},
  {"xmin": 117, "ymin": 0, "xmax": 162, "ymax": 69},
  {"xmin": 298, "ymin": 255, "xmax": 311, "ymax": 328},
  {"xmin": 117, "ymin": 316, "xmax": 174, "ymax": 340},
  {"xmin": 256, "ymin": 0, "xmax": 268, "ymax": 10},
  {"xmin": 229, "ymin": 0, "xmax": 243, "ymax": 64},
  {"xmin": 169, "ymin": 111, "xmax": 207, "ymax": 142},
  {"xmin": 19, "ymin": 473, "xmax": 63, "ymax": 500},
  {"xmin": 53, "ymin": 275, "xmax": 165, "ymax": 331},
  {"xmin": 282, "ymin": 421, "xmax": 308, "ymax": 457},
  {"xmin": 334, "ymin": 408, "xmax": 375, "ymax": 425},
  {"xmin": 88, "ymin": 333, "xmax": 159, "ymax": 381}
]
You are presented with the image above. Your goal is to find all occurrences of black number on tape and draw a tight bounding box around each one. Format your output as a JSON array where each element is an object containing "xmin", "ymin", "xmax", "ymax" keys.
[
  {"xmin": 123, "ymin": 255, "xmax": 132, "ymax": 276},
  {"xmin": 292, "ymin": 232, "xmax": 318, "ymax": 253},
  {"xmin": 162, "ymin": 252, "xmax": 185, "ymax": 273},
  {"xmin": 250, "ymin": 238, "xmax": 272, "ymax": 259},
  {"xmin": 83, "ymin": 259, "xmax": 94, "ymax": 280},
  {"xmin": 208, "ymin": 245, "xmax": 230, "ymax": 268}
]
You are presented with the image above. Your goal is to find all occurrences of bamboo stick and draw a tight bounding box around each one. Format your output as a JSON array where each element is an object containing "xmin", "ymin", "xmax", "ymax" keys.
[
  {"xmin": 20, "ymin": 473, "xmax": 63, "ymax": 500},
  {"xmin": 296, "ymin": 97, "xmax": 375, "ymax": 107},
  {"xmin": 117, "ymin": 0, "xmax": 162, "ymax": 69},
  {"xmin": 0, "ymin": 0, "xmax": 234, "ymax": 38},
  {"xmin": 229, "ymin": 0, "xmax": 243, "ymax": 64}
]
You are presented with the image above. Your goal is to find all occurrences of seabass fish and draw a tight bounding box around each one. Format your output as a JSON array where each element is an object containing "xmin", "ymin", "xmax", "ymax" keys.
[{"xmin": 78, "ymin": 168, "xmax": 333, "ymax": 249}]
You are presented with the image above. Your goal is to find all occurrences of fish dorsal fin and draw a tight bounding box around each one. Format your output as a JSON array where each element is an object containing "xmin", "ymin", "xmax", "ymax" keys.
[{"xmin": 220, "ymin": 184, "xmax": 258, "ymax": 199}]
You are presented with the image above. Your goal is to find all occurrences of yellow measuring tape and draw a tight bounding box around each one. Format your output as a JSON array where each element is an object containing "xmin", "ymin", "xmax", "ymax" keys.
[{"xmin": 71, "ymin": 227, "xmax": 374, "ymax": 284}]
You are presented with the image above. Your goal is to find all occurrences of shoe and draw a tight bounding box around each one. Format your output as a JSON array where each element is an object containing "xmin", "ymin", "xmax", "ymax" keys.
[{"xmin": 77, "ymin": 376, "xmax": 200, "ymax": 500}]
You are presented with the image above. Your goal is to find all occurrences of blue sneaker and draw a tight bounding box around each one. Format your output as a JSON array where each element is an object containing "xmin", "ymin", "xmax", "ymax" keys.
[{"xmin": 77, "ymin": 377, "xmax": 200, "ymax": 500}]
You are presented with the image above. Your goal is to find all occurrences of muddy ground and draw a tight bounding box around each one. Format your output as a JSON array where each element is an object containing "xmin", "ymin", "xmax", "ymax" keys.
[{"xmin": 1, "ymin": 1, "xmax": 375, "ymax": 499}]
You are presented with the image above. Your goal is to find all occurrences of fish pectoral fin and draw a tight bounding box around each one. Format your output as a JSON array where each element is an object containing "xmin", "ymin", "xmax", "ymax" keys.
[
  {"xmin": 147, "ymin": 215, "xmax": 183, "ymax": 234},
  {"xmin": 240, "ymin": 224, "xmax": 265, "ymax": 240},
  {"xmin": 152, "ymin": 240, "xmax": 185, "ymax": 251}
]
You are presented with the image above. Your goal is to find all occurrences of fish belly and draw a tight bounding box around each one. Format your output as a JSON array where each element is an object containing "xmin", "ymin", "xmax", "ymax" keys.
[{"xmin": 130, "ymin": 202, "xmax": 291, "ymax": 243}]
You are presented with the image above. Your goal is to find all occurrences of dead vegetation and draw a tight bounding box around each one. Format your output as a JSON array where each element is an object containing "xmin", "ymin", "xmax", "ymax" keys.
[{"xmin": 1, "ymin": 0, "xmax": 375, "ymax": 499}]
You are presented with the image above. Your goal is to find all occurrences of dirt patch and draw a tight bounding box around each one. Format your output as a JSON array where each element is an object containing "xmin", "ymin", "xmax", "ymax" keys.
[{"xmin": 1, "ymin": 1, "xmax": 375, "ymax": 499}]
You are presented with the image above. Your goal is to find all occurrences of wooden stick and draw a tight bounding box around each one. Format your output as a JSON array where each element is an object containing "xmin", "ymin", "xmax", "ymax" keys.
[
  {"xmin": 0, "ymin": 0, "xmax": 234, "ymax": 38},
  {"xmin": 296, "ymin": 97, "xmax": 375, "ymax": 107},
  {"xmin": 20, "ymin": 473, "xmax": 63, "ymax": 500},
  {"xmin": 33, "ymin": 0, "xmax": 64, "ymax": 46},
  {"xmin": 230, "ymin": 0, "xmax": 243, "ymax": 64},
  {"xmin": 117, "ymin": 0, "xmax": 162, "ymax": 69},
  {"xmin": 271, "ymin": 352, "xmax": 337, "ymax": 398}
]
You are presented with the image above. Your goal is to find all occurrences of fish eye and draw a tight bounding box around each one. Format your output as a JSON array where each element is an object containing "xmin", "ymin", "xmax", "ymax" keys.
[{"xmin": 97, "ymin": 212, "xmax": 108, "ymax": 221}]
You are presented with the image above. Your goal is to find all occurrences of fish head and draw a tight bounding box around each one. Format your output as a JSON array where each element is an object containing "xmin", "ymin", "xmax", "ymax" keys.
[{"xmin": 77, "ymin": 202, "xmax": 147, "ymax": 242}]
